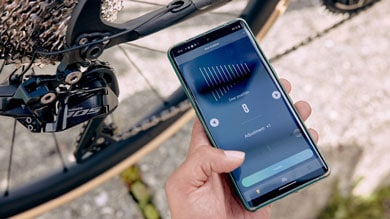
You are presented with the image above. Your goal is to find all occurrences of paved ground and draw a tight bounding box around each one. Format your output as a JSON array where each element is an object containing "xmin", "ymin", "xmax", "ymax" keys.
[{"xmin": 1, "ymin": 0, "xmax": 388, "ymax": 218}]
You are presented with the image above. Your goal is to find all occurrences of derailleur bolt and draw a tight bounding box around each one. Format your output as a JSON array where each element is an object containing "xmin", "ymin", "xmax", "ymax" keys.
[
  {"xmin": 96, "ymin": 137, "xmax": 105, "ymax": 145},
  {"xmin": 40, "ymin": 92, "xmax": 57, "ymax": 105},
  {"xmin": 78, "ymin": 37, "xmax": 89, "ymax": 45},
  {"xmin": 25, "ymin": 117, "xmax": 32, "ymax": 123},
  {"xmin": 102, "ymin": 36, "xmax": 110, "ymax": 45},
  {"xmin": 65, "ymin": 71, "xmax": 82, "ymax": 85}
]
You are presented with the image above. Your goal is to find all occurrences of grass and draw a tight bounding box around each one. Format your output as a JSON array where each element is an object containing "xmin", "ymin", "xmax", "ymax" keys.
[
  {"xmin": 120, "ymin": 165, "xmax": 161, "ymax": 219},
  {"xmin": 318, "ymin": 183, "xmax": 390, "ymax": 219}
]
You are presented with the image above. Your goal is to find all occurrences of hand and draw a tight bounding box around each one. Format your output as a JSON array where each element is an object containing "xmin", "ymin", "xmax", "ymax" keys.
[{"xmin": 165, "ymin": 79, "xmax": 318, "ymax": 219}]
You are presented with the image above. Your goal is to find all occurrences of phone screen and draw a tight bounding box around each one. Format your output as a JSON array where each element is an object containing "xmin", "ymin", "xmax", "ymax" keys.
[{"xmin": 169, "ymin": 19, "xmax": 329, "ymax": 210}]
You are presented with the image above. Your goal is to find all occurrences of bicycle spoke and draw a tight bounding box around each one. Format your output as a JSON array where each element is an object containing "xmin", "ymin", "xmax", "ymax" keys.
[
  {"xmin": 117, "ymin": 45, "xmax": 166, "ymax": 103},
  {"xmin": 125, "ymin": 42, "xmax": 165, "ymax": 54},
  {"xmin": 128, "ymin": 0, "xmax": 239, "ymax": 16},
  {"xmin": 0, "ymin": 60, "xmax": 5, "ymax": 75},
  {"xmin": 129, "ymin": 0, "xmax": 164, "ymax": 7},
  {"xmin": 3, "ymin": 120, "xmax": 16, "ymax": 197},
  {"xmin": 209, "ymin": 11, "xmax": 239, "ymax": 17},
  {"xmin": 52, "ymin": 133, "xmax": 68, "ymax": 173},
  {"xmin": 31, "ymin": 67, "xmax": 36, "ymax": 76}
]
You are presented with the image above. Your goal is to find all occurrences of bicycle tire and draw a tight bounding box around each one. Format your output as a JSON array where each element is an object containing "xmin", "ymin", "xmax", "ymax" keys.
[
  {"xmin": 321, "ymin": 0, "xmax": 379, "ymax": 13},
  {"xmin": 0, "ymin": 0, "xmax": 281, "ymax": 217}
]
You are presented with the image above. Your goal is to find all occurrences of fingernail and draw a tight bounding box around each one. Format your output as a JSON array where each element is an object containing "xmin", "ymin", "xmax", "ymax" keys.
[{"xmin": 224, "ymin": 150, "xmax": 245, "ymax": 160}]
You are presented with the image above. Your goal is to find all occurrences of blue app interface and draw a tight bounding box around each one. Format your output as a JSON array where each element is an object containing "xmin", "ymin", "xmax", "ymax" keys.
[{"xmin": 173, "ymin": 23, "xmax": 326, "ymax": 204}]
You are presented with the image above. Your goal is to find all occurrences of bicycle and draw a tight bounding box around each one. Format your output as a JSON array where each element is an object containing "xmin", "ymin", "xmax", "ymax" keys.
[{"xmin": 0, "ymin": 0, "xmax": 379, "ymax": 217}]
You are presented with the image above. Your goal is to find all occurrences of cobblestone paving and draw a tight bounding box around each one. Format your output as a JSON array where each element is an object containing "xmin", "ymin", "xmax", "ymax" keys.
[{"xmin": 1, "ymin": 0, "xmax": 388, "ymax": 218}]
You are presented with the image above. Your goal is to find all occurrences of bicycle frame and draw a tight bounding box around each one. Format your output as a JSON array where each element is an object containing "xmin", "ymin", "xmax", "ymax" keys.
[{"xmin": 59, "ymin": 0, "xmax": 284, "ymax": 70}]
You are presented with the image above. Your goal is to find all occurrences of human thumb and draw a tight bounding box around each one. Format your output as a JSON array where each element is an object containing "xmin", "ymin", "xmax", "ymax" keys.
[{"xmin": 181, "ymin": 147, "xmax": 245, "ymax": 187}]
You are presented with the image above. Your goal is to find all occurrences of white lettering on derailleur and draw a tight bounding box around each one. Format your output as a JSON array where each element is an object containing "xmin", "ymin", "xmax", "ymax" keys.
[{"xmin": 67, "ymin": 107, "xmax": 102, "ymax": 118}]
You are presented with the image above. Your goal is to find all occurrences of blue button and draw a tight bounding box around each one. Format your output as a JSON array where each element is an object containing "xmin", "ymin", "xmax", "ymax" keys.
[{"xmin": 242, "ymin": 149, "xmax": 314, "ymax": 187}]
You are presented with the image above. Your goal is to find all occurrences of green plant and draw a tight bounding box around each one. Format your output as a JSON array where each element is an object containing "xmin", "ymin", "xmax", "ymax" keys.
[
  {"xmin": 120, "ymin": 165, "xmax": 161, "ymax": 219},
  {"xmin": 318, "ymin": 183, "xmax": 390, "ymax": 219}
]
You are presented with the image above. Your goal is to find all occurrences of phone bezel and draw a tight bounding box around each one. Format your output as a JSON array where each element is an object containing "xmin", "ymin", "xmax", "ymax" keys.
[{"xmin": 168, "ymin": 18, "xmax": 330, "ymax": 211}]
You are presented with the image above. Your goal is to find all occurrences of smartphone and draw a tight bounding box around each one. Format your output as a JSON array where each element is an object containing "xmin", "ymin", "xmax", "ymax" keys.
[{"xmin": 168, "ymin": 19, "xmax": 330, "ymax": 211}]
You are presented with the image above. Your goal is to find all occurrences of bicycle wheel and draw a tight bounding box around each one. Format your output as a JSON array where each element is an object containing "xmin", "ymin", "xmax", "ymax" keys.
[
  {"xmin": 0, "ymin": 0, "xmax": 281, "ymax": 217},
  {"xmin": 321, "ymin": 0, "xmax": 380, "ymax": 13}
]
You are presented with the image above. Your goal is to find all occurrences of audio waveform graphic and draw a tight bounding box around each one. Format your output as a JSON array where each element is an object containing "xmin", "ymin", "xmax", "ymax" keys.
[{"xmin": 199, "ymin": 63, "xmax": 251, "ymax": 101}]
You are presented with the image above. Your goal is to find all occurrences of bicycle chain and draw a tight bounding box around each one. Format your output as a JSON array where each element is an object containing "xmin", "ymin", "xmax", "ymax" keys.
[
  {"xmin": 268, "ymin": 2, "xmax": 378, "ymax": 63},
  {"xmin": 116, "ymin": 100, "xmax": 192, "ymax": 140},
  {"xmin": 270, "ymin": 14, "xmax": 356, "ymax": 62},
  {"xmin": 74, "ymin": 99, "xmax": 192, "ymax": 148}
]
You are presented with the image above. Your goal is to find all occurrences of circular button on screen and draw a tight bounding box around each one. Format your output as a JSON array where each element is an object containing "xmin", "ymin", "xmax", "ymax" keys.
[{"xmin": 210, "ymin": 118, "xmax": 220, "ymax": 127}]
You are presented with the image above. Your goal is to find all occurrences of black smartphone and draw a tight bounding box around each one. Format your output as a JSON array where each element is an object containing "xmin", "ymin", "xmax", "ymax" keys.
[{"xmin": 168, "ymin": 19, "xmax": 330, "ymax": 211}]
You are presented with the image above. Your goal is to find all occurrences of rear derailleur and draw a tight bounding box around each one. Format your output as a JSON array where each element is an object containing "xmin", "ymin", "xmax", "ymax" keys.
[
  {"xmin": 0, "ymin": 61, "xmax": 120, "ymax": 162},
  {"xmin": 0, "ymin": 61, "xmax": 119, "ymax": 133}
]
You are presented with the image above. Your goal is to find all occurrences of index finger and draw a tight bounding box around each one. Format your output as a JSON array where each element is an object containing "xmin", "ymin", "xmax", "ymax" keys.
[
  {"xmin": 280, "ymin": 78, "xmax": 291, "ymax": 94},
  {"xmin": 187, "ymin": 118, "xmax": 212, "ymax": 155}
]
